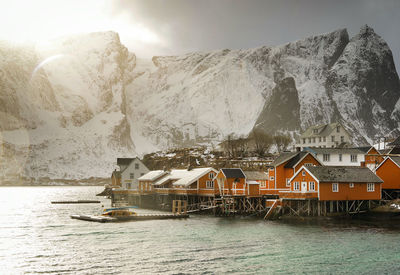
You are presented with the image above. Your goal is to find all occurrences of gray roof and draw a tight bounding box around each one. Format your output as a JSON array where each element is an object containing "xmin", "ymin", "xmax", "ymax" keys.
[
  {"xmin": 270, "ymin": 152, "xmax": 299, "ymax": 167},
  {"xmin": 389, "ymin": 147, "xmax": 400, "ymax": 155},
  {"xmin": 300, "ymin": 122, "xmax": 341, "ymax": 138},
  {"xmin": 243, "ymin": 171, "xmax": 268, "ymax": 181},
  {"xmin": 221, "ymin": 168, "xmax": 245, "ymax": 179},
  {"xmin": 304, "ymin": 147, "xmax": 364, "ymax": 155},
  {"xmin": 306, "ymin": 166, "xmax": 383, "ymax": 183},
  {"xmin": 390, "ymin": 156, "xmax": 400, "ymax": 167},
  {"xmin": 117, "ymin": 158, "xmax": 136, "ymax": 166},
  {"xmin": 388, "ymin": 136, "xmax": 400, "ymax": 146},
  {"xmin": 353, "ymin": 146, "xmax": 373, "ymax": 153},
  {"xmin": 284, "ymin": 152, "xmax": 308, "ymax": 168}
]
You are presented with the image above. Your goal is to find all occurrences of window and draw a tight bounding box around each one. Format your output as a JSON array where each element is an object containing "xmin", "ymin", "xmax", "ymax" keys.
[
  {"xmin": 303, "ymin": 138, "xmax": 306, "ymax": 144},
  {"xmin": 209, "ymin": 172, "xmax": 215, "ymax": 179},
  {"xmin": 135, "ymin": 163, "xmax": 139, "ymax": 169},
  {"xmin": 331, "ymin": 136, "xmax": 335, "ymax": 142},
  {"xmin": 332, "ymin": 183, "xmax": 338, "ymax": 192},
  {"xmin": 323, "ymin": 154, "xmax": 330, "ymax": 162},
  {"xmin": 351, "ymin": 154, "xmax": 358, "ymax": 162},
  {"xmin": 323, "ymin": 137, "xmax": 326, "ymax": 142},
  {"xmin": 319, "ymin": 137, "xmax": 322, "ymax": 142},
  {"xmin": 130, "ymin": 173, "xmax": 134, "ymax": 179},
  {"xmin": 302, "ymin": 171, "xmax": 306, "ymax": 176},
  {"xmin": 270, "ymin": 176, "xmax": 274, "ymax": 181},
  {"xmin": 304, "ymin": 163, "xmax": 313, "ymax": 167},
  {"xmin": 311, "ymin": 137, "xmax": 315, "ymax": 143},
  {"xmin": 308, "ymin": 138, "xmax": 312, "ymax": 143},
  {"xmin": 341, "ymin": 136, "xmax": 344, "ymax": 143},
  {"xmin": 336, "ymin": 126, "xmax": 340, "ymax": 133},
  {"xmin": 294, "ymin": 182, "xmax": 300, "ymax": 191},
  {"xmin": 260, "ymin": 181, "xmax": 266, "ymax": 188},
  {"xmin": 339, "ymin": 154, "xmax": 342, "ymax": 162},
  {"xmin": 206, "ymin": 180, "xmax": 214, "ymax": 189},
  {"xmin": 309, "ymin": 181, "xmax": 315, "ymax": 191},
  {"xmin": 349, "ymin": 183, "xmax": 354, "ymax": 188},
  {"xmin": 286, "ymin": 178, "xmax": 290, "ymax": 187},
  {"xmin": 367, "ymin": 183, "xmax": 374, "ymax": 192},
  {"xmin": 313, "ymin": 129, "xmax": 318, "ymax": 134}
]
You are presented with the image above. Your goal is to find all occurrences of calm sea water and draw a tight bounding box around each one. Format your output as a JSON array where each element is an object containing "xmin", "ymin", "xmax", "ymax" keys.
[{"xmin": 1, "ymin": 186, "xmax": 400, "ymax": 274}]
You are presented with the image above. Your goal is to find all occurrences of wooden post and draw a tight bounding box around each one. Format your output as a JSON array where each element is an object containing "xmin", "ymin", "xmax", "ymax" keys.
[{"xmin": 318, "ymin": 201, "xmax": 321, "ymax": 216}]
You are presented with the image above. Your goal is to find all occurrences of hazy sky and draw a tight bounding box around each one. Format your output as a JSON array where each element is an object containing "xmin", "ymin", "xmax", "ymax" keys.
[{"xmin": 1, "ymin": 0, "xmax": 399, "ymax": 69}]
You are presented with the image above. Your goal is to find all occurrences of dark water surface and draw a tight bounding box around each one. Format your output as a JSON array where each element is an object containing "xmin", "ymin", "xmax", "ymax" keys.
[{"xmin": 1, "ymin": 186, "xmax": 400, "ymax": 274}]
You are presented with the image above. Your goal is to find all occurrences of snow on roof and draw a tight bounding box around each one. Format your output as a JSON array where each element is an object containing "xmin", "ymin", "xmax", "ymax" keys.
[
  {"xmin": 138, "ymin": 170, "xmax": 168, "ymax": 181},
  {"xmin": 152, "ymin": 167, "xmax": 216, "ymax": 187},
  {"xmin": 247, "ymin": 180, "xmax": 260, "ymax": 185},
  {"xmin": 172, "ymin": 167, "xmax": 216, "ymax": 187}
]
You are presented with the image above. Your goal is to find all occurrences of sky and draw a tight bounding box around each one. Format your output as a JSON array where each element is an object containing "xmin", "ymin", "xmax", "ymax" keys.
[{"xmin": 0, "ymin": 0, "xmax": 399, "ymax": 69}]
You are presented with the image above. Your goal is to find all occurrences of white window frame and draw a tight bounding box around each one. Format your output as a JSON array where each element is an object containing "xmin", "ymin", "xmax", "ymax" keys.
[
  {"xmin": 270, "ymin": 176, "xmax": 274, "ymax": 181},
  {"xmin": 323, "ymin": 154, "xmax": 330, "ymax": 162},
  {"xmin": 367, "ymin": 183, "xmax": 374, "ymax": 192},
  {"xmin": 302, "ymin": 171, "xmax": 306, "ymax": 176},
  {"xmin": 351, "ymin": 154, "xmax": 358, "ymax": 162},
  {"xmin": 130, "ymin": 173, "xmax": 134, "ymax": 179},
  {"xmin": 339, "ymin": 154, "xmax": 342, "ymax": 162},
  {"xmin": 294, "ymin": 182, "xmax": 300, "ymax": 191},
  {"xmin": 349, "ymin": 183, "xmax": 354, "ymax": 188},
  {"xmin": 304, "ymin": 163, "xmax": 313, "ymax": 167},
  {"xmin": 309, "ymin": 181, "xmax": 315, "ymax": 191},
  {"xmin": 332, "ymin": 183, "xmax": 339, "ymax": 192},
  {"xmin": 286, "ymin": 178, "xmax": 290, "ymax": 187},
  {"xmin": 135, "ymin": 163, "xmax": 139, "ymax": 169},
  {"xmin": 260, "ymin": 181, "xmax": 266, "ymax": 188},
  {"xmin": 206, "ymin": 180, "xmax": 214, "ymax": 189},
  {"xmin": 209, "ymin": 172, "xmax": 215, "ymax": 179}
]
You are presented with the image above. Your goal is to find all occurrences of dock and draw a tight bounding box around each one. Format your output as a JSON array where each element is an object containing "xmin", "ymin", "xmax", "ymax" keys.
[
  {"xmin": 70, "ymin": 213, "xmax": 189, "ymax": 223},
  {"xmin": 52, "ymin": 200, "xmax": 101, "ymax": 204}
]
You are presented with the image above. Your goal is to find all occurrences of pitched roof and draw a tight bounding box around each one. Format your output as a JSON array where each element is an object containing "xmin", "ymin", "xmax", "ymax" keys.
[
  {"xmin": 117, "ymin": 158, "xmax": 136, "ymax": 166},
  {"xmin": 389, "ymin": 146, "xmax": 400, "ymax": 155},
  {"xmin": 111, "ymin": 170, "xmax": 121, "ymax": 178},
  {"xmin": 304, "ymin": 147, "xmax": 364, "ymax": 155},
  {"xmin": 270, "ymin": 152, "xmax": 299, "ymax": 167},
  {"xmin": 284, "ymin": 152, "xmax": 308, "ymax": 168},
  {"xmin": 300, "ymin": 122, "xmax": 342, "ymax": 138},
  {"xmin": 221, "ymin": 168, "xmax": 245, "ymax": 179},
  {"xmin": 306, "ymin": 166, "xmax": 383, "ymax": 183},
  {"xmin": 152, "ymin": 168, "xmax": 216, "ymax": 187},
  {"xmin": 388, "ymin": 136, "xmax": 400, "ymax": 146},
  {"xmin": 390, "ymin": 156, "xmax": 400, "ymax": 167},
  {"xmin": 138, "ymin": 170, "xmax": 168, "ymax": 181},
  {"xmin": 243, "ymin": 171, "xmax": 268, "ymax": 181},
  {"xmin": 354, "ymin": 146, "xmax": 374, "ymax": 153}
]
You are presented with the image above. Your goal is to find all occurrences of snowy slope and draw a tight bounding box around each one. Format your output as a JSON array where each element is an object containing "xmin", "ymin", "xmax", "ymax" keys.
[{"xmin": 0, "ymin": 25, "xmax": 399, "ymax": 182}]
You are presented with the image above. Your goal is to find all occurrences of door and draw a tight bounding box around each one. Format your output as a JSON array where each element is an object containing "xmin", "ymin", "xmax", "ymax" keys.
[{"xmin": 301, "ymin": 182, "xmax": 307, "ymax": 193}]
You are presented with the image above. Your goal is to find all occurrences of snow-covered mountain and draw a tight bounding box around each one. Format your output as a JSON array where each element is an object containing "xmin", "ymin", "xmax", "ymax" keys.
[{"xmin": 0, "ymin": 25, "xmax": 399, "ymax": 182}]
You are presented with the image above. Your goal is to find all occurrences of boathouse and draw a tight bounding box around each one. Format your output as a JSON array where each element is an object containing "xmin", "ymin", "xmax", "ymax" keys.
[
  {"xmin": 375, "ymin": 156, "xmax": 400, "ymax": 199},
  {"xmin": 117, "ymin": 158, "xmax": 150, "ymax": 190},
  {"xmin": 266, "ymin": 151, "xmax": 322, "ymax": 195},
  {"xmin": 111, "ymin": 169, "xmax": 121, "ymax": 187},
  {"xmin": 280, "ymin": 166, "xmax": 383, "ymax": 201},
  {"xmin": 138, "ymin": 170, "xmax": 168, "ymax": 194},
  {"xmin": 215, "ymin": 168, "xmax": 246, "ymax": 196},
  {"xmin": 243, "ymin": 171, "xmax": 268, "ymax": 196}
]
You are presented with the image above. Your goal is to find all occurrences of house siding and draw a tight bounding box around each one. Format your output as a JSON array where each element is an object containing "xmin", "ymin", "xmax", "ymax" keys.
[{"xmin": 376, "ymin": 159, "xmax": 400, "ymax": 189}]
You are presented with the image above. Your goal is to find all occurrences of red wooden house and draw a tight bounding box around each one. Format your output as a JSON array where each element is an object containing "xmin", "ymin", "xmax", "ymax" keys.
[
  {"xmin": 375, "ymin": 156, "xmax": 400, "ymax": 198},
  {"xmin": 280, "ymin": 166, "xmax": 382, "ymax": 201},
  {"xmin": 357, "ymin": 146, "xmax": 384, "ymax": 170},
  {"xmin": 243, "ymin": 171, "xmax": 268, "ymax": 197},
  {"xmin": 265, "ymin": 151, "xmax": 322, "ymax": 196},
  {"xmin": 214, "ymin": 168, "xmax": 246, "ymax": 196}
]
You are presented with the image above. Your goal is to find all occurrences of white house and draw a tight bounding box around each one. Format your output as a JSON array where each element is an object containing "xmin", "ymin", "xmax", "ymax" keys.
[
  {"xmin": 117, "ymin": 158, "xmax": 150, "ymax": 190},
  {"xmin": 296, "ymin": 122, "xmax": 352, "ymax": 151},
  {"xmin": 304, "ymin": 148, "xmax": 365, "ymax": 167}
]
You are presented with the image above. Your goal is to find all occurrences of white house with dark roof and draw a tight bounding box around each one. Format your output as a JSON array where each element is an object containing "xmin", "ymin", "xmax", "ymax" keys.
[
  {"xmin": 117, "ymin": 158, "xmax": 150, "ymax": 190},
  {"xmin": 296, "ymin": 122, "xmax": 352, "ymax": 151},
  {"xmin": 304, "ymin": 148, "xmax": 365, "ymax": 167}
]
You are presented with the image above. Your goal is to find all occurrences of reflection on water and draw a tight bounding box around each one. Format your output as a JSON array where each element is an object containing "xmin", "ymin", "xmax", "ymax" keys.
[{"xmin": 1, "ymin": 186, "xmax": 400, "ymax": 274}]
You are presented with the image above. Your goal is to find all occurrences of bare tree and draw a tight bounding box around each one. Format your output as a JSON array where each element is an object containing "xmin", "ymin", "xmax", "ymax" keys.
[
  {"xmin": 249, "ymin": 130, "xmax": 273, "ymax": 158},
  {"xmin": 274, "ymin": 135, "xmax": 291, "ymax": 153}
]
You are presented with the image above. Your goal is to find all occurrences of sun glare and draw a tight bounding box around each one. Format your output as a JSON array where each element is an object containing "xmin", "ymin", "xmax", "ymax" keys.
[{"xmin": 0, "ymin": 0, "xmax": 163, "ymax": 49}]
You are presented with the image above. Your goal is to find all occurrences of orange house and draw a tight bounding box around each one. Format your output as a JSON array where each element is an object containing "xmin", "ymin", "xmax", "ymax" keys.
[
  {"xmin": 266, "ymin": 152, "xmax": 322, "ymax": 195},
  {"xmin": 357, "ymin": 146, "xmax": 384, "ymax": 170},
  {"xmin": 215, "ymin": 168, "xmax": 246, "ymax": 196},
  {"xmin": 280, "ymin": 166, "xmax": 382, "ymax": 201},
  {"xmin": 138, "ymin": 170, "xmax": 168, "ymax": 194},
  {"xmin": 243, "ymin": 171, "xmax": 268, "ymax": 196},
  {"xmin": 375, "ymin": 156, "xmax": 400, "ymax": 190}
]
